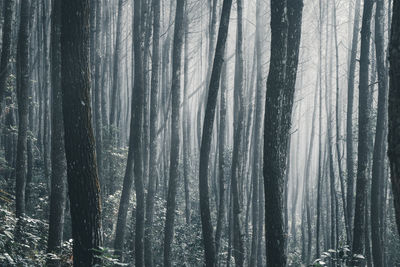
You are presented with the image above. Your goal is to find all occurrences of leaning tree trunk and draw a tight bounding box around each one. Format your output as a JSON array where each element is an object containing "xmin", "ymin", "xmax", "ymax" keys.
[
  {"xmin": 163, "ymin": 1, "xmax": 184, "ymax": 266},
  {"xmin": 15, "ymin": 0, "xmax": 30, "ymax": 219},
  {"xmin": 371, "ymin": 0, "xmax": 388, "ymax": 265},
  {"xmin": 114, "ymin": 0, "xmax": 144, "ymax": 263},
  {"xmin": 388, "ymin": 0, "xmax": 400, "ymax": 238},
  {"xmin": 198, "ymin": 0, "xmax": 233, "ymax": 265},
  {"xmin": 47, "ymin": 0, "xmax": 67, "ymax": 264},
  {"xmin": 60, "ymin": 0, "xmax": 103, "ymax": 265},
  {"xmin": 352, "ymin": 0, "xmax": 374, "ymax": 254}
]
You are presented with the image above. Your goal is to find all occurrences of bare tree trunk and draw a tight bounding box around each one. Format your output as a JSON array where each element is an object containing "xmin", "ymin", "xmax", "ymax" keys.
[
  {"xmin": 47, "ymin": 0, "xmax": 67, "ymax": 264},
  {"xmin": 199, "ymin": 0, "xmax": 233, "ymax": 264},
  {"xmin": 144, "ymin": 0, "xmax": 160, "ymax": 265},
  {"xmin": 388, "ymin": 0, "xmax": 400, "ymax": 239},
  {"xmin": 61, "ymin": 0, "xmax": 103, "ymax": 264},
  {"xmin": 15, "ymin": 0, "xmax": 30, "ymax": 219},
  {"xmin": 371, "ymin": 0, "xmax": 388, "ymax": 265},
  {"xmin": 353, "ymin": 0, "xmax": 374, "ymax": 254}
]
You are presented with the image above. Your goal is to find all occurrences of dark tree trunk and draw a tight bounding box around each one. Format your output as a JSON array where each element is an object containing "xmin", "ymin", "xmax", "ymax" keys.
[
  {"xmin": 198, "ymin": 0, "xmax": 233, "ymax": 265},
  {"xmin": 263, "ymin": 0, "xmax": 303, "ymax": 266},
  {"xmin": 371, "ymin": 0, "xmax": 388, "ymax": 265},
  {"xmin": 15, "ymin": 0, "xmax": 30, "ymax": 218},
  {"xmin": 0, "ymin": 0, "xmax": 14, "ymax": 115},
  {"xmin": 388, "ymin": 0, "xmax": 400, "ymax": 239},
  {"xmin": 346, "ymin": 0, "xmax": 361, "ymax": 243},
  {"xmin": 144, "ymin": 0, "xmax": 160, "ymax": 265},
  {"xmin": 353, "ymin": 0, "xmax": 374, "ymax": 254},
  {"xmin": 163, "ymin": 1, "xmax": 184, "ymax": 266},
  {"xmin": 47, "ymin": 0, "xmax": 67, "ymax": 263},
  {"xmin": 61, "ymin": 0, "xmax": 103, "ymax": 264}
]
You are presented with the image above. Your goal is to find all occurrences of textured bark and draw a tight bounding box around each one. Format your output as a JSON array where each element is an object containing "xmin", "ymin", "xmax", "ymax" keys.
[
  {"xmin": 371, "ymin": 0, "xmax": 387, "ymax": 265},
  {"xmin": 353, "ymin": 0, "xmax": 374, "ymax": 254},
  {"xmin": 15, "ymin": 0, "xmax": 30, "ymax": 218},
  {"xmin": 163, "ymin": 1, "xmax": 184, "ymax": 266},
  {"xmin": 47, "ymin": 0, "xmax": 66, "ymax": 263},
  {"xmin": 263, "ymin": 0, "xmax": 302, "ymax": 266},
  {"xmin": 61, "ymin": 0, "xmax": 103, "ymax": 264},
  {"xmin": 346, "ymin": 0, "xmax": 361, "ymax": 243},
  {"xmin": 0, "ymin": 0, "xmax": 14, "ymax": 115},
  {"xmin": 388, "ymin": 0, "xmax": 400, "ymax": 239},
  {"xmin": 198, "ymin": 0, "xmax": 232, "ymax": 265}
]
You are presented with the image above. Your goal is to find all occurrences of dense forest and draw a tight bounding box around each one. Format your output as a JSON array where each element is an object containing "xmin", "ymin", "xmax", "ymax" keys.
[{"xmin": 0, "ymin": 0, "xmax": 400, "ymax": 266}]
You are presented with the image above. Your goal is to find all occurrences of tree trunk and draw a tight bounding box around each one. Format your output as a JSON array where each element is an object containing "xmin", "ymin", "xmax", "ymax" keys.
[
  {"xmin": 47, "ymin": 0, "xmax": 67, "ymax": 263},
  {"xmin": 0, "ymin": 0, "xmax": 14, "ymax": 115},
  {"xmin": 263, "ymin": 0, "xmax": 303, "ymax": 265},
  {"xmin": 371, "ymin": 0, "xmax": 388, "ymax": 265},
  {"xmin": 163, "ymin": 1, "xmax": 184, "ymax": 266},
  {"xmin": 15, "ymin": 0, "xmax": 30, "ymax": 218},
  {"xmin": 61, "ymin": 0, "xmax": 103, "ymax": 264},
  {"xmin": 353, "ymin": 0, "xmax": 374, "ymax": 254},
  {"xmin": 198, "ymin": 0, "xmax": 233, "ymax": 264},
  {"xmin": 388, "ymin": 0, "xmax": 400, "ymax": 239},
  {"xmin": 144, "ymin": 0, "xmax": 160, "ymax": 265}
]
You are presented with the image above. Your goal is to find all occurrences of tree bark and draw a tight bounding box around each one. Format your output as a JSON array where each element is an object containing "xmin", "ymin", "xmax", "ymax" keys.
[
  {"xmin": 144, "ymin": 0, "xmax": 161, "ymax": 265},
  {"xmin": 47, "ymin": 0, "xmax": 67, "ymax": 263},
  {"xmin": 0, "ymin": 0, "xmax": 14, "ymax": 115},
  {"xmin": 353, "ymin": 0, "xmax": 374, "ymax": 254},
  {"xmin": 388, "ymin": 0, "xmax": 400, "ymax": 239},
  {"xmin": 15, "ymin": 0, "xmax": 30, "ymax": 218},
  {"xmin": 61, "ymin": 0, "xmax": 103, "ymax": 264},
  {"xmin": 371, "ymin": 0, "xmax": 388, "ymax": 265},
  {"xmin": 198, "ymin": 0, "xmax": 233, "ymax": 265}
]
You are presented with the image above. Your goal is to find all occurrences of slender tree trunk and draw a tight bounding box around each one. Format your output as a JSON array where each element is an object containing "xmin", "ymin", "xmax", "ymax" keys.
[
  {"xmin": 371, "ymin": 0, "xmax": 388, "ymax": 265},
  {"xmin": 15, "ymin": 0, "xmax": 30, "ymax": 219},
  {"xmin": 0, "ymin": 0, "xmax": 14, "ymax": 115},
  {"xmin": 353, "ymin": 0, "xmax": 374, "ymax": 254},
  {"xmin": 61, "ymin": 0, "xmax": 103, "ymax": 264},
  {"xmin": 388, "ymin": 0, "xmax": 400, "ymax": 239},
  {"xmin": 346, "ymin": 0, "xmax": 361, "ymax": 241},
  {"xmin": 144, "ymin": 0, "xmax": 160, "ymax": 265},
  {"xmin": 199, "ymin": 0, "xmax": 233, "ymax": 264},
  {"xmin": 47, "ymin": 0, "xmax": 67, "ymax": 264},
  {"xmin": 163, "ymin": 1, "xmax": 184, "ymax": 266}
]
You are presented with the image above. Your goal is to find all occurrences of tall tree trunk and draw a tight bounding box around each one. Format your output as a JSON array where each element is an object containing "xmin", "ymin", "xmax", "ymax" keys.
[
  {"xmin": 198, "ymin": 0, "xmax": 233, "ymax": 264},
  {"xmin": 47, "ymin": 0, "xmax": 67, "ymax": 263},
  {"xmin": 371, "ymin": 0, "xmax": 388, "ymax": 265},
  {"xmin": 61, "ymin": 0, "xmax": 103, "ymax": 264},
  {"xmin": 388, "ymin": 0, "xmax": 400, "ymax": 239},
  {"xmin": 15, "ymin": 0, "xmax": 30, "ymax": 218},
  {"xmin": 230, "ymin": 0, "xmax": 245, "ymax": 264},
  {"xmin": 264, "ymin": 0, "xmax": 303, "ymax": 265},
  {"xmin": 163, "ymin": 1, "xmax": 184, "ymax": 266},
  {"xmin": 144, "ymin": 0, "xmax": 160, "ymax": 265},
  {"xmin": 353, "ymin": 0, "xmax": 374, "ymax": 254},
  {"xmin": 0, "ymin": 0, "xmax": 14, "ymax": 115},
  {"xmin": 346, "ymin": 0, "xmax": 361, "ymax": 241},
  {"xmin": 114, "ymin": 0, "xmax": 144, "ymax": 263}
]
